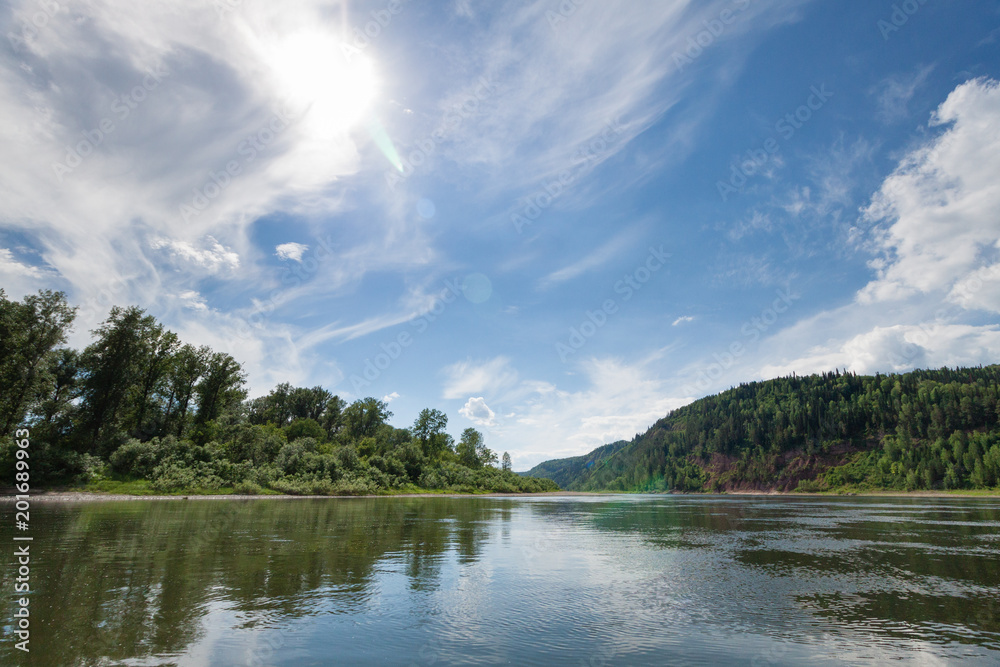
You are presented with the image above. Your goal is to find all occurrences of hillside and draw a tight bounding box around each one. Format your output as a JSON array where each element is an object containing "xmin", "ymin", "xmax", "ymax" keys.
[
  {"xmin": 526, "ymin": 366, "xmax": 1000, "ymax": 493},
  {"xmin": 520, "ymin": 441, "xmax": 628, "ymax": 488}
]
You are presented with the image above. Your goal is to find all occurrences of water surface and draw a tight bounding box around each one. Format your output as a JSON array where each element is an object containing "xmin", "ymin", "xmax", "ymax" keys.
[{"xmin": 2, "ymin": 495, "xmax": 999, "ymax": 665}]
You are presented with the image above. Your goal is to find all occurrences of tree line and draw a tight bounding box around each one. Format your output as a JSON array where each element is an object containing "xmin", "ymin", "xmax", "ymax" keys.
[
  {"xmin": 0, "ymin": 289, "xmax": 555, "ymax": 494},
  {"xmin": 530, "ymin": 366, "xmax": 1000, "ymax": 493}
]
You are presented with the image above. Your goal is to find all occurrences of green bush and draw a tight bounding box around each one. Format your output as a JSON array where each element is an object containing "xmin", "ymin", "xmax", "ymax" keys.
[
  {"xmin": 109, "ymin": 439, "xmax": 161, "ymax": 477},
  {"xmin": 151, "ymin": 462, "xmax": 224, "ymax": 492},
  {"xmin": 233, "ymin": 480, "xmax": 263, "ymax": 495}
]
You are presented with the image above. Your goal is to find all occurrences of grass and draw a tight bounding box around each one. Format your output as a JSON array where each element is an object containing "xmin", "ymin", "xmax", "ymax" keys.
[
  {"xmin": 70, "ymin": 478, "xmax": 284, "ymax": 496},
  {"xmin": 64, "ymin": 479, "xmax": 542, "ymax": 497}
]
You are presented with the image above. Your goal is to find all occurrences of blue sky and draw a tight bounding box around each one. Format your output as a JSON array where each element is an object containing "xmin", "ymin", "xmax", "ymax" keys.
[{"xmin": 2, "ymin": 0, "xmax": 1000, "ymax": 468}]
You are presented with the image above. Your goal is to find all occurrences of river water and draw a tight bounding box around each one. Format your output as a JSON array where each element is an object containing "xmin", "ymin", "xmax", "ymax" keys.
[{"xmin": 1, "ymin": 495, "xmax": 999, "ymax": 665}]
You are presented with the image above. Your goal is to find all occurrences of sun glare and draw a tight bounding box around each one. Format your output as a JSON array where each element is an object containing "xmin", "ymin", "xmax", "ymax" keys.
[{"xmin": 270, "ymin": 30, "xmax": 378, "ymax": 138}]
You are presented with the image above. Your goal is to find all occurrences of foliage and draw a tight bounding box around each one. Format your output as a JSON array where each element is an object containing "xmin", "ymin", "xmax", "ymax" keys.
[
  {"xmin": 0, "ymin": 289, "xmax": 76, "ymax": 435},
  {"xmin": 0, "ymin": 291, "xmax": 558, "ymax": 496}
]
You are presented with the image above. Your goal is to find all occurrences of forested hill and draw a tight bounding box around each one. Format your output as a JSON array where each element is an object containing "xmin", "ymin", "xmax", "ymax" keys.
[{"xmin": 526, "ymin": 366, "xmax": 1000, "ymax": 493}]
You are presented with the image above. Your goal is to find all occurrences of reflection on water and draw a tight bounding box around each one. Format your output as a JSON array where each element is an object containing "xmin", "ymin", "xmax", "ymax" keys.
[{"xmin": 1, "ymin": 495, "xmax": 999, "ymax": 665}]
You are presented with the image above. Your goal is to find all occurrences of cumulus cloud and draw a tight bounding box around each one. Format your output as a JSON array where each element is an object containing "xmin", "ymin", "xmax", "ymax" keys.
[
  {"xmin": 859, "ymin": 78, "xmax": 1000, "ymax": 312},
  {"xmin": 459, "ymin": 397, "xmax": 497, "ymax": 427},
  {"xmin": 673, "ymin": 79, "xmax": 1000, "ymax": 401},
  {"xmin": 759, "ymin": 323, "xmax": 1000, "ymax": 378},
  {"xmin": 382, "ymin": 391, "xmax": 400, "ymax": 404},
  {"xmin": 275, "ymin": 242, "xmax": 308, "ymax": 262}
]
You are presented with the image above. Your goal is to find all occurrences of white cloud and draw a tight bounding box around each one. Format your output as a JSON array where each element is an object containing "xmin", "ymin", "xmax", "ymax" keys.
[
  {"xmin": 859, "ymin": 78, "xmax": 1000, "ymax": 312},
  {"xmin": 0, "ymin": 248, "xmax": 49, "ymax": 299},
  {"xmin": 459, "ymin": 397, "xmax": 496, "ymax": 427},
  {"xmin": 0, "ymin": 248, "xmax": 43, "ymax": 279},
  {"xmin": 275, "ymin": 242, "xmax": 309, "ymax": 262},
  {"xmin": 672, "ymin": 316, "xmax": 695, "ymax": 326},
  {"xmin": 0, "ymin": 0, "xmax": 383, "ymax": 383},
  {"xmin": 177, "ymin": 290, "xmax": 208, "ymax": 311},
  {"xmin": 690, "ymin": 79, "xmax": 1000, "ymax": 390},
  {"xmin": 382, "ymin": 392, "xmax": 400, "ymax": 404},
  {"xmin": 442, "ymin": 356, "xmax": 519, "ymax": 400},
  {"xmin": 150, "ymin": 236, "xmax": 240, "ymax": 274},
  {"xmin": 538, "ymin": 227, "xmax": 643, "ymax": 289},
  {"xmin": 482, "ymin": 356, "xmax": 690, "ymax": 467},
  {"xmin": 759, "ymin": 323, "xmax": 1000, "ymax": 378},
  {"xmin": 429, "ymin": 0, "xmax": 809, "ymax": 197},
  {"xmin": 874, "ymin": 65, "xmax": 934, "ymax": 123}
]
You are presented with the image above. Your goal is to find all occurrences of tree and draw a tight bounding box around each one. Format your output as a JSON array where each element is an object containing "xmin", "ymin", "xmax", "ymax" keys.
[
  {"xmin": 247, "ymin": 384, "xmax": 344, "ymax": 437},
  {"xmin": 128, "ymin": 323, "xmax": 179, "ymax": 439},
  {"xmin": 478, "ymin": 439, "xmax": 498, "ymax": 468},
  {"xmin": 34, "ymin": 348, "xmax": 80, "ymax": 428},
  {"xmin": 320, "ymin": 395, "xmax": 346, "ymax": 438},
  {"xmin": 246, "ymin": 382, "xmax": 293, "ymax": 426},
  {"xmin": 0, "ymin": 289, "xmax": 76, "ymax": 433},
  {"xmin": 194, "ymin": 351, "xmax": 247, "ymax": 425},
  {"xmin": 413, "ymin": 408, "xmax": 449, "ymax": 458},
  {"xmin": 165, "ymin": 344, "xmax": 209, "ymax": 437},
  {"xmin": 342, "ymin": 397, "xmax": 392, "ymax": 440},
  {"xmin": 502, "ymin": 452, "xmax": 512, "ymax": 472},
  {"xmin": 78, "ymin": 306, "xmax": 158, "ymax": 449},
  {"xmin": 457, "ymin": 427, "xmax": 495, "ymax": 468}
]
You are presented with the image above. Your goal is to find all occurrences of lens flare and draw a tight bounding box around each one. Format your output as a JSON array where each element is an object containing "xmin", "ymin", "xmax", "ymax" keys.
[{"xmin": 367, "ymin": 119, "xmax": 403, "ymax": 172}]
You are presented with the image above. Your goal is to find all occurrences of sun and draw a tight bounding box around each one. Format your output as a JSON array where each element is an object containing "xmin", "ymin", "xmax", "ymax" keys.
[{"xmin": 269, "ymin": 29, "xmax": 378, "ymax": 138}]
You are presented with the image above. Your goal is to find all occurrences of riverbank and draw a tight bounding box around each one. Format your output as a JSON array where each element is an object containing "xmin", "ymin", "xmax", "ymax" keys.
[
  {"xmin": 720, "ymin": 489, "xmax": 1000, "ymax": 498},
  {"xmin": 8, "ymin": 488, "xmax": 998, "ymax": 501},
  {"xmin": 4, "ymin": 490, "xmax": 606, "ymax": 502}
]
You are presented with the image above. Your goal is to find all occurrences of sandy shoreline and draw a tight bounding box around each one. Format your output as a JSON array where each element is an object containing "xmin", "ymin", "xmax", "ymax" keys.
[{"xmin": 3, "ymin": 489, "xmax": 997, "ymax": 502}]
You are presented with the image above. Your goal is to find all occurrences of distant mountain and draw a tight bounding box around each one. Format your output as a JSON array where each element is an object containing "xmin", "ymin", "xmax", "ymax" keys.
[
  {"xmin": 522, "ymin": 441, "xmax": 628, "ymax": 488},
  {"xmin": 526, "ymin": 366, "xmax": 1000, "ymax": 493}
]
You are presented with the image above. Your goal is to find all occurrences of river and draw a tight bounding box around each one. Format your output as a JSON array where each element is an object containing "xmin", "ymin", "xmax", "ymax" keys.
[{"xmin": 1, "ymin": 495, "xmax": 999, "ymax": 665}]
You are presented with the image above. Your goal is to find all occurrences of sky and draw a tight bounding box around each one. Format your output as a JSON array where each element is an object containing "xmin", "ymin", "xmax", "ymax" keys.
[{"xmin": 1, "ymin": 0, "xmax": 1000, "ymax": 469}]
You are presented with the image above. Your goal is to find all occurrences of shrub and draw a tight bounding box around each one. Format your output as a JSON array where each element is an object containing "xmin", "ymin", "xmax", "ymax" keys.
[
  {"xmin": 331, "ymin": 475, "xmax": 376, "ymax": 496},
  {"xmin": 233, "ymin": 480, "xmax": 263, "ymax": 495},
  {"xmin": 222, "ymin": 424, "xmax": 286, "ymax": 466},
  {"xmin": 150, "ymin": 462, "xmax": 224, "ymax": 492},
  {"xmin": 110, "ymin": 439, "xmax": 161, "ymax": 477}
]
